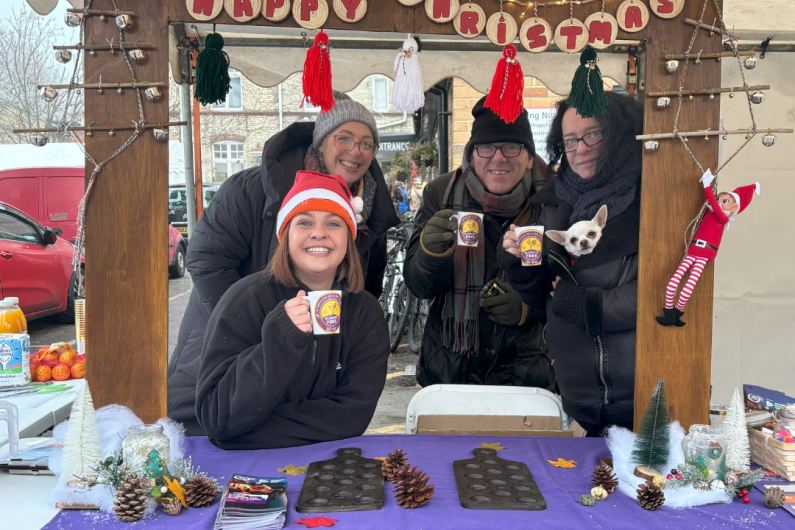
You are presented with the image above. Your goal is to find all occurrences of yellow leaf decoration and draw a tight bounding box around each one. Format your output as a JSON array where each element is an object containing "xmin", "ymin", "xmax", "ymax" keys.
[
  {"xmin": 165, "ymin": 476, "xmax": 187, "ymax": 508},
  {"xmin": 278, "ymin": 464, "xmax": 309, "ymax": 476},
  {"xmin": 546, "ymin": 458, "xmax": 577, "ymax": 469},
  {"xmin": 479, "ymin": 442, "xmax": 506, "ymax": 451},
  {"xmin": 374, "ymin": 457, "xmax": 386, "ymax": 462}
]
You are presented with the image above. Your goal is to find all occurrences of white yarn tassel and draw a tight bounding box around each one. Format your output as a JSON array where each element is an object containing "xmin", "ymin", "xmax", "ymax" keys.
[{"xmin": 392, "ymin": 35, "xmax": 424, "ymax": 113}]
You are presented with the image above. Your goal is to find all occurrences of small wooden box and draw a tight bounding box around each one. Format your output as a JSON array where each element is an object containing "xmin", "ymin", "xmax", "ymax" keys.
[{"xmin": 748, "ymin": 427, "xmax": 795, "ymax": 481}]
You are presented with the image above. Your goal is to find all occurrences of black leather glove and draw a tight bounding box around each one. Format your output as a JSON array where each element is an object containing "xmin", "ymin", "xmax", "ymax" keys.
[
  {"xmin": 481, "ymin": 279, "xmax": 526, "ymax": 326},
  {"xmin": 421, "ymin": 209, "xmax": 457, "ymax": 254}
]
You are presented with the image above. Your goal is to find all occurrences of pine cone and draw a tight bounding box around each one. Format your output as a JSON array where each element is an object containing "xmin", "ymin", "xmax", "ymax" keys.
[
  {"xmin": 382, "ymin": 449, "xmax": 409, "ymax": 484},
  {"xmin": 185, "ymin": 476, "xmax": 219, "ymax": 508},
  {"xmin": 161, "ymin": 497, "xmax": 182, "ymax": 516},
  {"xmin": 694, "ymin": 480, "xmax": 710, "ymax": 491},
  {"xmin": 393, "ymin": 465, "xmax": 434, "ymax": 509},
  {"xmin": 113, "ymin": 473, "xmax": 148, "ymax": 522},
  {"xmin": 637, "ymin": 481, "xmax": 665, "ymax": 511},
  {"xmin": 764, "ymin": 486, "xmax": 786, "ymax": 509},
  {"xmin": 591, "ymin": 465, "xmax": 618, "ymax": 494}
]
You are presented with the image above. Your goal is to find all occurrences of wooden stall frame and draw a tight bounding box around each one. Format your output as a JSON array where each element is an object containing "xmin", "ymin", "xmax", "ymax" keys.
[{"xmin": 82, "ymin": 1, "xmax": 723, "ymax": 428}]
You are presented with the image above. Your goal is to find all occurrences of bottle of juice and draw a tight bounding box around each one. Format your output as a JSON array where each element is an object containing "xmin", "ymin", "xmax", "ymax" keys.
[
  {"xmin": 0, "ymin": 300, "xmax": 23, "ymax": 333},
  {"xmin": 3, "ymin": 298, "xmax": 27, "ymax": 333}
]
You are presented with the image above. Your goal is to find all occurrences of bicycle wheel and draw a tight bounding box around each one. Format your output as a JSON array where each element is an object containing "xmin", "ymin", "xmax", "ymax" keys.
[
  {"xmin": 407, "ymin": 298, "xmax": 430, "ymax": 354},
  {"xmin": 379, "ymin": 267, "xmax": 395, "ymax": 319},
  {"xmin": 388, "ymin": 282, "xmax": 411, "ymax": 352}
]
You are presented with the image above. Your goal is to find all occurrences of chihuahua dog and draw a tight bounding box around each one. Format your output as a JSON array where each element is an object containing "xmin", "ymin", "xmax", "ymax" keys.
[{"xmin": 546, "ymin": 205, "xmax": 608, "ymax": 258}]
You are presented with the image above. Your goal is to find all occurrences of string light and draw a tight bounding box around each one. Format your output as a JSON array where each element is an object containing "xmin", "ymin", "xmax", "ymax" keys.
[{"xmin": 506, "ymin": 0, "xmax": 606, "ymax": 18}]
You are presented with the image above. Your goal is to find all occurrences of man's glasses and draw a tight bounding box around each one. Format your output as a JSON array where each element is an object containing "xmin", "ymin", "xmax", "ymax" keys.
[
  {"xmin": 333, "ymin": 134, "xmax": 378, "ymax": 159},
  {"xmin": 473, "ymin": 143, "xmax": 524, "ymax": 158},
  {"xmin": 558, "ymin": 130, "xmax": 604, "ymax": 153}
]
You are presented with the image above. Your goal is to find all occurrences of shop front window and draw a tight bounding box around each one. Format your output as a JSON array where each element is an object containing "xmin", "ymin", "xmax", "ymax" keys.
[{"xmin": 212, "ymin": 141, "xmax": 245, "ymax": 181}]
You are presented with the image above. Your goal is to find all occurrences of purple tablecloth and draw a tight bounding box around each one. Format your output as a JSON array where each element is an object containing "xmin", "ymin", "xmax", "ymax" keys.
[{"xmin": 44, "ymin": 435, "xmax": 790, "ymax": 529}]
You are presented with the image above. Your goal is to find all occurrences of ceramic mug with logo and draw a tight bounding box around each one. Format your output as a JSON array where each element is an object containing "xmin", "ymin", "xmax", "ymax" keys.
[
  {"xmin": 302, "ymin": 291, "xmax": 342, "ymax": 335},
  {"xmin": 457, "ymin": 212, "xmax": 483, "ymax": 247}
]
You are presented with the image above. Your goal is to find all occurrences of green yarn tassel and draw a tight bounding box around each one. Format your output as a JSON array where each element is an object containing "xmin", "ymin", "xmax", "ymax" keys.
[
  {"xmin": 194, "ymin": 33, "xmax": 231, "ymax": 106},
  {"xmin": 566, "ymin": 46, "xmax": 608, "ymax": 119}
]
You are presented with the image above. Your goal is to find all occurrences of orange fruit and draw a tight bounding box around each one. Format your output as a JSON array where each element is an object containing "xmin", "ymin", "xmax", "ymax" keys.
[
  {"xmin": 43, "ymin": 351, "xmax": 58, "ymax": 363},
  {"xmin": 70, "ymin": 362, "xmax": 85, "ymax": 379},
  {"xmin": 52, "ymin": 364, "xmax": 71, "ymax": 381},
  {"xmin": 35, "ymin": 365, "xmax": 52, "ymax": 382},
  {"xmin": 59, "ymin": 350, "xmax": 76, "ymax": 368}
]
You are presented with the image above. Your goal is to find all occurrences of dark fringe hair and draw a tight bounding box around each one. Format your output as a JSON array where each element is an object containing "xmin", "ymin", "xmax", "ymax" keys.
[
  {"xmin": 546, "ymin": 91, "xmax": 643, "ymax": 178},
  {"xmin": 266, "ymin": 223, "xmax": 364, "ymax": 293}
]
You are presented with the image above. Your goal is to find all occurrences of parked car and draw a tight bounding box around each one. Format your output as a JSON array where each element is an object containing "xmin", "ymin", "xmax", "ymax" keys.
[
  {"xmin": 0, "ymin": 143, "xmax": 188, "ymax": 278},
  {"xmin": 168, "ymin": 183, "xmax": 220, "ymax": 238},
  {"xmin": 0, "ymin": 201, "xmax": 78, "ymax": 323}
]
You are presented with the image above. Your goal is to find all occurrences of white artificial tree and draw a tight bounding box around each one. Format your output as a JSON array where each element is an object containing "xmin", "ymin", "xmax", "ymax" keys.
[
  {"xmin": 721, "ymin": 387, "xmax": 751, "ymax": 473},
  {"xmin": 59, "ymin": 382, "xmax": 103, "ymax": 484}
]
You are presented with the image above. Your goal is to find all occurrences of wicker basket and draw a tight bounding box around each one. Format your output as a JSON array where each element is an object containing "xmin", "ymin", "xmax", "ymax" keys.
[{"xmin": 748, "ymin": 427, "xmax": 795, "ymax": 481}]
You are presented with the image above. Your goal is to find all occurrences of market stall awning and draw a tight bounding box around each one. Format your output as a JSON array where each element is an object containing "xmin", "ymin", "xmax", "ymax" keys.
[{"xmin": 171, "ymin": 25, "xmax": 634, "ymax": 95}]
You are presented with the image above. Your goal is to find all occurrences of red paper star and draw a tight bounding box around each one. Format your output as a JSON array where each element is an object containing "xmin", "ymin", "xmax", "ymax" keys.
[{"xmin": 294, "ymin": 516, "xmax": 338, "ymax": 528}]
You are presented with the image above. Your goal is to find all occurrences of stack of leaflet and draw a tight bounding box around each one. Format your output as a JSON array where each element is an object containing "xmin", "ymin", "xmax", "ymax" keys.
[{"xmin": 214, "ymin": 475, "xmax": 287, "ymax": 530}]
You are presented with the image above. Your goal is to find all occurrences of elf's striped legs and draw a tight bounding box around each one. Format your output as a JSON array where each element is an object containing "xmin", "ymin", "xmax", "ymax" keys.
[{"xmin": 664, "ymin": 255, "xmax": 708, "ymax": 311}]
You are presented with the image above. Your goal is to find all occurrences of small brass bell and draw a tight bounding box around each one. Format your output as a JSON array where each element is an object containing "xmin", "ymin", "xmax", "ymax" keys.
[
  {"xmin": 729, "ymin": 92, "xmax": 734, "ymax": 98},
  {"xmin": 688, "ymin": 94, "xmax": 694, "ymax": 100},
  {"xmin": 98, "ymin": 88, "xmax": 103, "ymax": 94},
  {"xmin": 87, "ymin": 131, "xmax": 93, "ymax": 137}
]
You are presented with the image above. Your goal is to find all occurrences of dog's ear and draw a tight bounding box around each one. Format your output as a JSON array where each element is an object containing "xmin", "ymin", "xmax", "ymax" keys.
[
  {"xmin": 546, "ymin": 230, "xmax": 567, "ymax": 246},
  {"xmin": 593, "ymin": 205, "xmax": 608, "ymax": 228}
]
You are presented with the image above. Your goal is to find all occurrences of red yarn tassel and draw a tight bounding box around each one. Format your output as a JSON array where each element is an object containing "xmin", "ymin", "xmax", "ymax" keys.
[
  {"xmin": 484, "ymin": 45, "xmax": 524, "ymax": 124},
  {"xmin": 302, "ymin": 30, "xmax": 335, "ymax": 113}
]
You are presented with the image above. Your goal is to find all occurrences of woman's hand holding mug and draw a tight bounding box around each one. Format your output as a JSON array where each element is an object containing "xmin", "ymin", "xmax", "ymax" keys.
[{"xmin": 285, "ymin": 290, "xmax": 312, "ymax": 333}]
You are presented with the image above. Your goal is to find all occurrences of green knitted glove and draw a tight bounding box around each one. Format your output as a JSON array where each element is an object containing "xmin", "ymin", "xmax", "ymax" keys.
[
  {"xmin": 481, "ymin": 279, "xmax": 525, "ymax": 326},
  {"xmin": 421, "ymin": 209, "xmax": 457, "ymax": 255}
]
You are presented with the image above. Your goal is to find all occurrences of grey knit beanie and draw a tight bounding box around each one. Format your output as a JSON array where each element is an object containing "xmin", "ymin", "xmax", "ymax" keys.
[{"xmin": 312, "ymin": 91, "xmax": 380, "ymax": 151}]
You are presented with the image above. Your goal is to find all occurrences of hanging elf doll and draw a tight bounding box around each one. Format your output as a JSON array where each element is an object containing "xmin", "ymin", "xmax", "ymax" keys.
[{"xmin": 657, "ymin": 169, "xmax": 760, "ymax": 327}]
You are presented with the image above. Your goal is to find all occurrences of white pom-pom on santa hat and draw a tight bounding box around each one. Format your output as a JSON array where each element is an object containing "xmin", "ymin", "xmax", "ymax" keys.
[{"xmin": 351, "ymin": 196, "xmax": 364, "ymax": 223}]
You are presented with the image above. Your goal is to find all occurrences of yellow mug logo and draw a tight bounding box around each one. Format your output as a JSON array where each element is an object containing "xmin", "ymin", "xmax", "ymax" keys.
[
  {"xmin": 315, "ymin": 293, "xmax": 342, "ymax": 333},
  {"xmin": 459, "ymin": 214, "xmax": 482, "ymax": 245},
  {"xmin": 518, "ymin": 230, "xmax": 543, "ymax": 265}
]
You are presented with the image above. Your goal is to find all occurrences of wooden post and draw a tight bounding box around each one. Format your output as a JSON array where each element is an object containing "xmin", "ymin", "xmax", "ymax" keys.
[
  {"xmin": 635, "ymin": 1, "xmax": 723, "ymax": 430},
  {"xmin": 84, "ymin": 4, "xmax": 169, "ymax": 423}
]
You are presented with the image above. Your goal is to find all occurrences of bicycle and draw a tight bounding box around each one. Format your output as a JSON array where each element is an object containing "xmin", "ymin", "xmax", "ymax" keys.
[{"xmin": 407, "ymin": 296, "xmax": 430, "ymax": 354}]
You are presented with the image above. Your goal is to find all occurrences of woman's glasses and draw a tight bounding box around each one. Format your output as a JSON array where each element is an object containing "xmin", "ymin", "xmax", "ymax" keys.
[
  {"xmin": 333, "ymin": 134, "xmax": 378, "ymax": 159},
  {"xmin": 558, "ymin": 130, "xmax": 604, "ymax": 153},
  {"xmin": 473, "ymin": 143, "xmax": 524, "ymax": 158}
]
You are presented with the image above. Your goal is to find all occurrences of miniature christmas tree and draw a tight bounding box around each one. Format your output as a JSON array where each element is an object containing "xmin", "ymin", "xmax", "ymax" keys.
[
  {"xmin": 630, "ymin": 379, "xmax": 670, "ymax": 478},
  {"xmin": 60, "ymin": 382, "xmax": 102, "ymax": 484},
  {"xmin": 721, "ymin": 388, "xmax": 751, "ymax": 473}
]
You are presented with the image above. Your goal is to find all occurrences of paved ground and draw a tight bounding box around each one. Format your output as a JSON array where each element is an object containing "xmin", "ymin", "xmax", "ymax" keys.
[{"xmin": 30, "ymin": 273, "xmax": 422, "ymax": 434}]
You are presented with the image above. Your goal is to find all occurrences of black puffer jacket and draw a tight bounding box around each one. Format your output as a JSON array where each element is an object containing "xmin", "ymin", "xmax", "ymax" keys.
[
  {"xmin": 403, "ymin": 169, "xmax": 554, "ymax": 389},
  {"xmin": 498, "ymin": 179, "xmax": 639, "ymax": 434},
  {"xmin": 168, "ymin": 122, "xmax": 399, "ymax": 435}
]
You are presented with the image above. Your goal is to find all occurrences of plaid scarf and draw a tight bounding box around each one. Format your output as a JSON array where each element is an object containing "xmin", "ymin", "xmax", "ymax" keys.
[{"xmin": 440, "ymin": 159, "xmax": 533, "ymax": 356}]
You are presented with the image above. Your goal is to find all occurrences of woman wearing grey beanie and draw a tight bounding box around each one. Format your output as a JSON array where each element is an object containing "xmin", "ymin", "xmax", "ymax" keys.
[{"xmin": 168, "ymin": 91, "xmax": 399, "ymax": 436}]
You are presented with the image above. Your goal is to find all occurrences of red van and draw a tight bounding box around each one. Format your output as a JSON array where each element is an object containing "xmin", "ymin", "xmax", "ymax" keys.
[{"xmin": 0, "ymin": 143, "xmax": 187, "ymax": 279}]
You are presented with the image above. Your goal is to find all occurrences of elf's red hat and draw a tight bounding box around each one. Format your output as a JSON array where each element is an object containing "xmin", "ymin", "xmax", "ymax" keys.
[
  {"xmin": 729, "ymin": 182, "xmax": 760, "ymax": 214},
  {"xmin": 276, "ymin": 171, "xmax": 362, "ymax": 241}
]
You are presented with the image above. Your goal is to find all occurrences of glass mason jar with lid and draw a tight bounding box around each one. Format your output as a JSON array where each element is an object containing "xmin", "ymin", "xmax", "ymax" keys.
[
  {"xmin": 682, "ymin": 424, "xmax": 726, "ymax": 481},
  {"xmin": 121, "ymin": 424, "xmax": 170, "ymax": 473}
]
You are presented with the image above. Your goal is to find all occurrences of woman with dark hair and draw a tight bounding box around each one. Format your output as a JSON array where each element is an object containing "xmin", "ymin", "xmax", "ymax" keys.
[
  {"xmin": 194, "ymin": 171, "xmax": 390, "ymax": 449},
  {"xmin": 498, "ymin": 91, "xmax": 643, "ymax": 436}
]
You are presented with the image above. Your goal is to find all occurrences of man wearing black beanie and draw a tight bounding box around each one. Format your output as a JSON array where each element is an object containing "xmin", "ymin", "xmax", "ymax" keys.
[{"xmin": 403, "ymin": 96, "xmax": 554, "ymax": 389}]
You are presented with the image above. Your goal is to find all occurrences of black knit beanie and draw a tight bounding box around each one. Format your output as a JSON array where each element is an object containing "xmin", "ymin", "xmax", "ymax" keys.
[{"xmin": 466, "ymin": 96, "xmax": 536, "ymax": 158}]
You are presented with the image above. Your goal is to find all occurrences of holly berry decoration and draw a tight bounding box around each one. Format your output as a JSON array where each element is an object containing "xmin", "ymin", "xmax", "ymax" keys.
[
  {"xmin": 742, "ymin": 489, "xmax": 748, "ymax": 496},
  {"xmin": 675, "ymin": 474, "xmax": 682, "ymax": 480},
  {"xmin": 666, "ymin": 474, "xmax": 673, "ymax": 480},
  {"xmin": 743, "ymin": 496, "xmax": 750, "ymax": 503},
  {"xmin": 670, "ymin": 469, "xmax": 678, "ymax": 475}
]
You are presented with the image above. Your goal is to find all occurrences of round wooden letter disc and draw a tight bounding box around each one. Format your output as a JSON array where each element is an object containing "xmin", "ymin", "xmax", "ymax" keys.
[
  {"xmin": 453, "ymin": 3, "xmax": 486, "ymax": 39},
  {"xmin": 554, "ymin": 18, "xmax": 589, "ymax": 54},
  {"xmin": 292, "ymin": 0, "xmax": 329, "ymax": 29},
  {"xmin": 333, "ymin": 0, "xmax": 366, "ymax": 23},
  {"xmin": 262, "ymin": 0, "xmax": 291, "ymax": 21},
  {"xmin": 425, "ymin": 0, "xmax": 459, "ymax": 24},
  {"xmin": 650, "ymin": 0, "xmax": 684, "ymax": 19},
  {"xmin": 519, "ymin": 17, "xmax": 552, "ymax": 54},
  {"xmin": 224, "ymin": 0, "xmax": 263, "ymax": 22},
  {"xmin": 584, "ymin": 12, "xmax": 618, "ymax": 50},
  {"xmin": 486, "ymin": 11, "xmax": 518, "ymax": 47},
  {"xmin": 617, "ymin": 0, "xmax": 649, "ymax": 33},
  {"xmin": 398, "ymin": 0, "xmax": 423, "ymax": 5},
  {"xmin": 186, "ymin": 0, "xmax": 224, "ymax": 21}
]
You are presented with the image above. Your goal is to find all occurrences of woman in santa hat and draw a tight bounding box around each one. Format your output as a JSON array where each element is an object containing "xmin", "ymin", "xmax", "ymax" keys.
[{"xmin": 193, "ymin": 171, "xmax": 390, "ymax": 449}]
